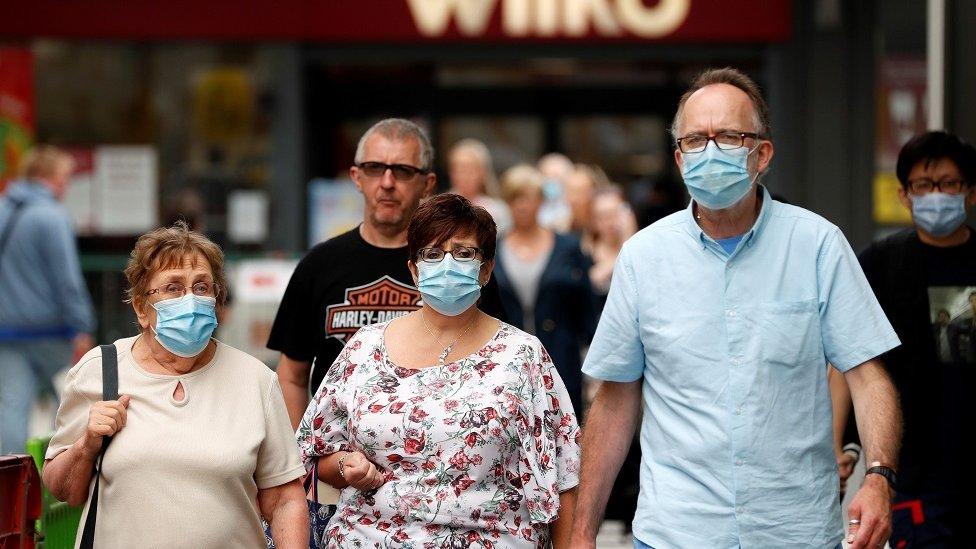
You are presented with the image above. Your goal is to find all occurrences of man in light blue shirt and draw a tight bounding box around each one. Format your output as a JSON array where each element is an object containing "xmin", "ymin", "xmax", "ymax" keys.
[{"xmin": 570, "ymin": 68, "xmax": 902, "ymax": 549}]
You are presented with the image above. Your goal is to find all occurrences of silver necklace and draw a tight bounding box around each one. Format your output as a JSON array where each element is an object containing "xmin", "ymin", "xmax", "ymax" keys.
[{"xmin": 421, "ymin": 310, "xmax": 480, "ymax": 366}]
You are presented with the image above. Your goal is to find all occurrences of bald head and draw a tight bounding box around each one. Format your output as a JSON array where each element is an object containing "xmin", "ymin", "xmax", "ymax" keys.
[
  {"xmin": 671, "ymin": 67, "xmax": 769, "ymax": 140},
  {"xmin": 678, "ymin": 83, "xmax": 763, "ymax": 139}
]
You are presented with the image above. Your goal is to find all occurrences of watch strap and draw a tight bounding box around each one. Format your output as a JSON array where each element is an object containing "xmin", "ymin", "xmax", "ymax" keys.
[{"xmin": 865, "ymin": 464, "xmax": 897, "ymax": 489}]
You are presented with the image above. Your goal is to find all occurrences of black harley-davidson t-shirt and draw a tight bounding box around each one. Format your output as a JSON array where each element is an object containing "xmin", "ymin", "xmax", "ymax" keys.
[{"xmin": 267, "ymin": 226, "xmax": 506, "ymax": 394}]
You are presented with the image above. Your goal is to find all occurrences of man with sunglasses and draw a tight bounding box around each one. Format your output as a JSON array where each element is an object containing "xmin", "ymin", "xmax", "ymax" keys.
[
  {"xmin": 840, "ymin": 131, "xmax": 976, "ymax": 547},
  {"xmin": 571, "ymin": 68, "xmax": 901, "ymax": 549},
  {"xmin": 267, "ymin": 118, "xmax": 506, "ymax": 430}
]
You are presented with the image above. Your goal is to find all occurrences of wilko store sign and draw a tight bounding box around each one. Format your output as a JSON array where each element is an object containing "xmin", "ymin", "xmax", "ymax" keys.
[
  {"xmin": 1, "ymin": 0, "xmax": 790, "ymax": 43},
  {"xmin": 407, "ymin": 0, "xmax": 691, "ymax": 39}
]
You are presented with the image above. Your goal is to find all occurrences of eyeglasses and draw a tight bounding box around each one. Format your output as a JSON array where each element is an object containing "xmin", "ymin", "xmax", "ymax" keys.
[
  {"xmin": 356, "ymin": 162, "xmax": 429, "ymax": 181},
  {"xmin": 145, "ymin": 282, "xmax": 220, "ymax": 299},
  {"xmin": 676, "ymin": 132, "xmax": 762, "ymax": 154},
  {"xmin": 417, "ymin": 246, "xmax": 482, "ymax": 263},
  {"xmin": 907, "ymin": 178, "xmax": 969, "ymax": 195}
]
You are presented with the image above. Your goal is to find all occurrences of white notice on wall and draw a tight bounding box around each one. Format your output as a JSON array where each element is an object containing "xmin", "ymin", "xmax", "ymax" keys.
[
  {"xmin": 94, "ymin": 146, "xmax": 158, "ymax": 235},
  {"xmin": 228, "ymin": 190, "xmax": 269, "ymax": 244}
]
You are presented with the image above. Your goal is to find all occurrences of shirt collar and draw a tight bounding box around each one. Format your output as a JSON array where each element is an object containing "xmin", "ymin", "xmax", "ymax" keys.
[{"xmin": 683, "ymin": 185, "xmax": 775, "ymax": 251}]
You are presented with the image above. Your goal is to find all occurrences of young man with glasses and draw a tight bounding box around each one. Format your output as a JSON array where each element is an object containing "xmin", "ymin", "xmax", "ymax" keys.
[
  {"xmin": 267, "ymin": 118, "xmax": 506, "ymax": 430},
  {"xmin": 841, "ymin": 131, "xmax": 976, "ymax": 547},
  {"xmin": 571, "ymin": 68, "xmax": 902, "ymax": 549}
]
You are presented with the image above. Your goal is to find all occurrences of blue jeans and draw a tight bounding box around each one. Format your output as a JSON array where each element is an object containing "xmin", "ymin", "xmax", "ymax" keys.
[{"xmin": 0, "ymin": 339, "xmax": 72, "ymax": 453}]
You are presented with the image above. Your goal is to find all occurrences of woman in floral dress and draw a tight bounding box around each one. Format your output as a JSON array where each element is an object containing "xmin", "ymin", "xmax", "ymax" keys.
[{"xmin": 297, "ymin": 193, "xmax": 581, "ymax": 548}]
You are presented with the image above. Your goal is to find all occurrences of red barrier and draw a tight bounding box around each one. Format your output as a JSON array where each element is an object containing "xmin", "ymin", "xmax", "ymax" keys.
[{"xmin": 0, "ymin": 455, "xmax": 41, "ymax": 549}]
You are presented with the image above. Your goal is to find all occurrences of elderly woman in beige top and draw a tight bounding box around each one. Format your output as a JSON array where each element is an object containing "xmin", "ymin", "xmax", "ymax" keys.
[{"xmin": 42, "ymin": 222, "xmax": 309, "ymax": 548}]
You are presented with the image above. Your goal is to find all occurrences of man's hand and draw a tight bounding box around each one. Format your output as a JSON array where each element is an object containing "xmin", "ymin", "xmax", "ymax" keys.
[{"xmin": 846, "ymin": 474, "xmax": 892, "ymax": 549}]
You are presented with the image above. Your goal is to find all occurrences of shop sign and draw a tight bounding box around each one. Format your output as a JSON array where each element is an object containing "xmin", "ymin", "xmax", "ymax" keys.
[{"xmin": 1, "ymin": 0, "xmax": 791, "ymax": 43}]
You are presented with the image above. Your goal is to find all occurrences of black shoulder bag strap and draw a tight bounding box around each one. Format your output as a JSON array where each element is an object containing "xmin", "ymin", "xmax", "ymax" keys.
[
  {"xmin": 0, "ymin": 197, "xmax": 26, "ymax": 263},
  {"xmin": 80, "ymin": 344, "xmax": 119, "ymax": 549}
]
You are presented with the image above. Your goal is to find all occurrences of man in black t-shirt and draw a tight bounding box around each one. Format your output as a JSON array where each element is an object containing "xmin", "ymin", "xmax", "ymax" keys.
[
  {"xmin": 268, "ymin": 119, "xmax": 506, "ymax": 428},
  {"xmin": 849, "ymin": 131, "xmax": 976, "ymax": 547}
]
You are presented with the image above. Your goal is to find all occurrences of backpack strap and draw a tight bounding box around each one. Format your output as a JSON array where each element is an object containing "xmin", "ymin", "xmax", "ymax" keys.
[
  {"xmin": 79, "ymin": 344, "xmax": 119, "ymax": 549},
  {"xmin": 0, "ymin": 197, "xmax": 27, "ymax": 263}
]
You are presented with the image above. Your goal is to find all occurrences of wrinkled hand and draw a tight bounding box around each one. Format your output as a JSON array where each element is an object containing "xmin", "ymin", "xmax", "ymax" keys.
[
  {"xmin": 847, "ymin": 475, "xmax": 892, "ymax": 549},
  {"xmin": 341, "ymin": 451, "xmax": 386, "ymax": 491},
  {"xmin": 837, "ymin": 451, "xmax": 857, "ymax": 497},
  {"xmin": 83, "ymin": 395, "xmax": 131, "ymax": 454}
]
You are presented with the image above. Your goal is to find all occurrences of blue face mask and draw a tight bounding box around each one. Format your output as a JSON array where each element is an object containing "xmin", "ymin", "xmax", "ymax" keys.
[
  {"xmin": 912, "ymin": 192, "xmax": 968, "ymax": 237},
  {"xmin": 151, "ymin": 294, "xmax": 218, "ymax": 357},
  {"xmin": 680, "ymin": 141, "xmax": 757, "ymax": 210},
  {"xmin": 416, "ymin": 256, "xmax": 482, "ymax": 316},
  {"xmin": 542, "ymin": 179, "xmax": 564, "ymax": 201}
]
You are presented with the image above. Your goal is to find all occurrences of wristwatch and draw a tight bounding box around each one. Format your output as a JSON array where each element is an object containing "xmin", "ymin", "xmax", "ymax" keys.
[{"xmin": 864, "ymin": 462, "xmax": 897, "ymax": 489}]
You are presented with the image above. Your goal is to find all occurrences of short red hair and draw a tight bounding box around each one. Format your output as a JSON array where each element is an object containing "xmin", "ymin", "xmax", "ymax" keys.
[{"xmin": 407, "ymin": 193, "xmax": 497, "ymax": 262}]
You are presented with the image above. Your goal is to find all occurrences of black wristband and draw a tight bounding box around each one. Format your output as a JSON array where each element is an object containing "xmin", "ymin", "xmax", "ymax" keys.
[{"xmin": 865, "ymin": 465, "xmax": 897, "ymax": 489}]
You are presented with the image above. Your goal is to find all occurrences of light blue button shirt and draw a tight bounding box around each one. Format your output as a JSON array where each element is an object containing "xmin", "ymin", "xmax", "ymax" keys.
[{"xmin": 583, "ymin": 187, "xmax": 900, "ymax": 549}]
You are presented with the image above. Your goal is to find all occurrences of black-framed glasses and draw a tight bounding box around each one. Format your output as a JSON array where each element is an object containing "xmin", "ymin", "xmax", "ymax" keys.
[
  {"xmin": 417, "ymin": 246, "xmax": 482, "ymax": 263},
  {"xmin": 907, "ymin": 178, "xmax": 969, "ymax": 195},
  {"xmin": 146, "ymin": 282, "xmax": 220, "ymax": 299},
  {"xmin": 356, "ymin": 161, "xmax": 429, "ymax": 181},
  {"xmin": 676, "ymin": 132, "xmax": 762, "ymax": 154}
]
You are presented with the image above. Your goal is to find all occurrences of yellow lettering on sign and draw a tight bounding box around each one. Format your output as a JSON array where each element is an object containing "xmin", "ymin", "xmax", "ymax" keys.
[
  {"xmin": 615, "ymin": 0, "xmax": 691, "ymax": 38},
  {"xmin": 405, "ymin": 0, "xmax": 692, "ymax": 38},
  {"xmin": 503, "ymin": 0, "xmax": 531, "ymax": 36},
  {"xmin": 536, "ymin": 0, "xmax": 559, "ymax": 36},
  {"xmin": 565, "ymin": 0, "xmax": 622, "ymax": 37},
  {"xmin": 405, "ymin": 0, "xmax": 497, "ymax": 36}
]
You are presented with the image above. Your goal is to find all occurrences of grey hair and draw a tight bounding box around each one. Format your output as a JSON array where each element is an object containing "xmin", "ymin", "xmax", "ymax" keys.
[
  {"xmin": 354, "ymin": 118, "xmax": 434, "ymax": 171},
  {"xmin": 449, "ymin": 138, "xmax": 500, "ymax": 197},
  {"xmin": 670, "ymin": 67, "xmax": 770, "ymax": 141}
]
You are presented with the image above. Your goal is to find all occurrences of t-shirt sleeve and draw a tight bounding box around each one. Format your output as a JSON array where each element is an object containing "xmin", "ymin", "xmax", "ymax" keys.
[
  {"xmin": 581, "ymin": 244, "xmax": 645, "ymax": 382},
  {"xmin": 517, "ymin": 338, "xmax": 582, "ymax": 525},
  {"xmin": 295, "ymin": 331, "xmax": 360, "ymax": 472},
  {"xmin": 818, "ymin": 228, "xmax": 901, "ymax": 371},
  {"xmin": 255, "ymin": 377, "xmax": 306, "ymax": 489},
  {"xmin": 46, "ymin": 349, "xmax": 102, "ymax": 460},
  {"xmin": 266, "ymin": 254, "xmax": 318, "ymax": 362}
]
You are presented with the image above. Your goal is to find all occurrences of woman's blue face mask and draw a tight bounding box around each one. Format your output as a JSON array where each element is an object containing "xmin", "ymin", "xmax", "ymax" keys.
[
  {"xmin": 415, "ymin": 255, "xmax": 483, "ymax": 316},
  {"xmin": 151, "ymin": 294, "xmax": 218, "ymax": 357}
]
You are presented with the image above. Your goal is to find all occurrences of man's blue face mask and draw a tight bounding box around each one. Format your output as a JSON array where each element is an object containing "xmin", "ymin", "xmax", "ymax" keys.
[
  {"xmin": 911, "ymin": 191, "xmax": 968, "ymax": 237},
  {"xmin": 680, "ymin": 141, "xmax": 759, "ymax": 210}
]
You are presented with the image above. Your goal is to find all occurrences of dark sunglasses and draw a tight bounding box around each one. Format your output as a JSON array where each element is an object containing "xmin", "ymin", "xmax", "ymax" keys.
[{"xmin": 356, "ymin": 161, "xmax": 429, "ymax": 181}]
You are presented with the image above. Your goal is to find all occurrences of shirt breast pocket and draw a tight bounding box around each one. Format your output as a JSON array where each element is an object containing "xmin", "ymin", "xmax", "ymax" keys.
[{"xmin": 757, "ymin": 298, "xmax": 823, "ymax": 367}]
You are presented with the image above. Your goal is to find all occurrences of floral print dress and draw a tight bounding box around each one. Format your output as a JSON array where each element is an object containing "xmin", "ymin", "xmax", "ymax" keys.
[{"xmin": 297, "ymin": 321, "xmax": 582, "ymax": 549}]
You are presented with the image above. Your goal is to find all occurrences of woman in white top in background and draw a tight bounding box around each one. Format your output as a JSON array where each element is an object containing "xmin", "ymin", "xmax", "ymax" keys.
[{"xmin": 42, "ymin": 222, "xmax": 308, "ymax": 549}]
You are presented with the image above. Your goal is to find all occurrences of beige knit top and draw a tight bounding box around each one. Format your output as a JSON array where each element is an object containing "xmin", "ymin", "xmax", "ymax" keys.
[{"xmin": 47, "ymin": 336, "xmax": 305, "ymax": 549}]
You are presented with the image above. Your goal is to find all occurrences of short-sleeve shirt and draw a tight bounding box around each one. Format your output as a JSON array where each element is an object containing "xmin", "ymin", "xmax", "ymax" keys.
[
  {"xmin": 47, "ymin": 336, "xmax": 305, "ymax": 549},
  {"xmin": 583, "ymin": 187, "xmax": 900, "ymax": 548},
  {"xmin": 297, "ymin": 321, "xmax": 581, "ymax": 548},
  {"xmin": 267, "ymin": 226, "xmax": 508, "ymax": 395}
]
